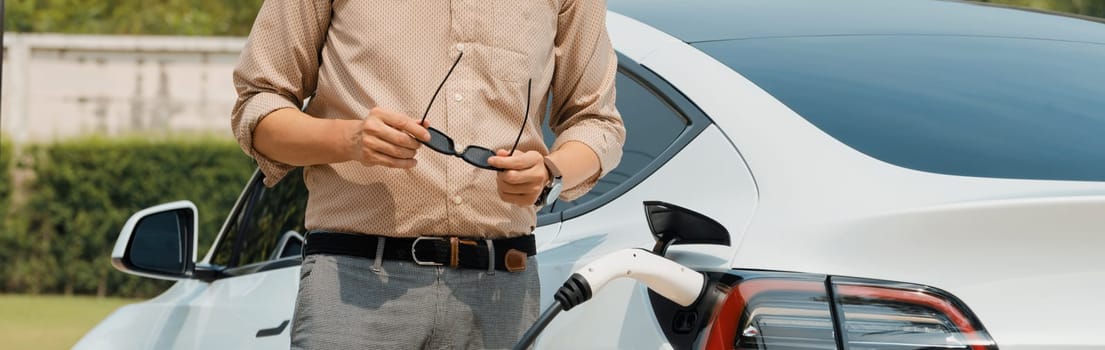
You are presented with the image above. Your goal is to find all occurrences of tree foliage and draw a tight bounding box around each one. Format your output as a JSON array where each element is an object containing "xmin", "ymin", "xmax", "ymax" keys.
[
  {"xmin": 0, "ymin": 137, "xmax": 255, "ymax": 298},
  {"xmin": 4, "ymin": 0, "xmax": 264, "ymax": 36},
  {"xmin": 3, "ymin": 0, "xmax": 1103, "ymax": 37},
  {"xmin": 975, "ymin": 0, "xmax": 1105, "ymax": 19}
]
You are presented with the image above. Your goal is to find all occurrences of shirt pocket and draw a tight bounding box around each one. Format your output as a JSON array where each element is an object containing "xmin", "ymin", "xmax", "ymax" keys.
[{"xmin": 485, "ymin": 1, "xmax": 557, "ymax": 82}]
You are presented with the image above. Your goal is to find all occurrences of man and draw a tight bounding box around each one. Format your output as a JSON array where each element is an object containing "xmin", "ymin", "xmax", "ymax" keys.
[{"xmin": 231, "ymin": 0, "xmax": 624, "ymax": 349}]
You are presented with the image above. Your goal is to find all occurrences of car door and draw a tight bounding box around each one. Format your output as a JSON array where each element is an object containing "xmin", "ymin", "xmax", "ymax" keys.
[
  {"xmin": 182, "ymin": 168, "xmax": 309, "ymax": 349},
  {"xmin": 533, "ymin": 55, "xmax": 759, "ymax": 349}
]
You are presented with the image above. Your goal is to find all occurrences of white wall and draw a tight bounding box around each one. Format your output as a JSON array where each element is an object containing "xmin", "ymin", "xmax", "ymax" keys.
[{"xmin": 2, "ymin": 33, "xmax": 246, "ymax": 143}]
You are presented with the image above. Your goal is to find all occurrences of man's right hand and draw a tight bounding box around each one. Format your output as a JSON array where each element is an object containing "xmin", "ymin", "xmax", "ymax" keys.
[{"xmin": 346, "ymin": 107, "xmax": 432, "ymax": 169}]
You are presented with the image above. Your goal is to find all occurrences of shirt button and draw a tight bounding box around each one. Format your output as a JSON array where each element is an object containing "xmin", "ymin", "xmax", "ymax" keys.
[
  {"xmin": 455, "ymin": 43, "xmax": 465, "ymax": 52},
  {"xmin": 452, "ymin": 196, "xmax": 464, "ymax": 205},
  {"xmin": 453, "ymin": 93, "xmax": 463, "ymax": 102}
]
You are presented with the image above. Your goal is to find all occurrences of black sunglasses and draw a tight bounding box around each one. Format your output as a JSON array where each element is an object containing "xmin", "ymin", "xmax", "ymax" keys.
[{"xmin": 418, "ymin": 52, "xmax": 530, "ymax": 171}]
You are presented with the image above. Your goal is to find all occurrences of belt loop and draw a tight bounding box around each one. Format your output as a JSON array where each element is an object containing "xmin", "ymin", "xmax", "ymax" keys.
[
  {"xmin": 371, "ymin": 236, "xmax": 386, "ymax": 273},
  {"xmin": 449, "ymin": 237, "xmax": 460, "ymax": 268},
  {"xmin": 301, "ymin": 232, "xmax": 310, "ymax": 260},
  {"xmin": 485, "ymin": 239, "xmax": 495, "ymax": 275}
]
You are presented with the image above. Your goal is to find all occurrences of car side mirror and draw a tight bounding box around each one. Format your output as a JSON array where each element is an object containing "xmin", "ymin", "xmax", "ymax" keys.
[
  {"xmin": 111, "ymin": 201, "xmax": 198, "ymax": 280},
  {"xmin": 643, "ymin": 201, "xmax": 731, "ymax": 256}
]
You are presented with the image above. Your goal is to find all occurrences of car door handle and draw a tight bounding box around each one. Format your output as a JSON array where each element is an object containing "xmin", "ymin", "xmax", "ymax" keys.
[{"xmin": 255, "ymin": 320, "xmax": 290, "ymax": 338}]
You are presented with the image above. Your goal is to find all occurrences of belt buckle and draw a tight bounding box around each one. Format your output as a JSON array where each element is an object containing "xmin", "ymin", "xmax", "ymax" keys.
[{"xmin": 411, "ymin": 236, "xmax": 444, "ymax": 266}]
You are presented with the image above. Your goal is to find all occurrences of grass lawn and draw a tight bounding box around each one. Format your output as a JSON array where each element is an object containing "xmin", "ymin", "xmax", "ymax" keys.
[{"xmin": 0, "ymin": 294, "xmax": 139, "ymax": 350}]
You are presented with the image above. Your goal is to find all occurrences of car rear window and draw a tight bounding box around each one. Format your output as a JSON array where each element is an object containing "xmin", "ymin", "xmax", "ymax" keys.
[{"xmin": 697, "ymin": 35, "xmax": 1105, "ymax": 182}]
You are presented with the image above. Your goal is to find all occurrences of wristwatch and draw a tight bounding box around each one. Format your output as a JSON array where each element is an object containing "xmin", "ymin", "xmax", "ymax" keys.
[{"xmin": 536, "ymin": 156, "xmax": 564, "ymax": 207}]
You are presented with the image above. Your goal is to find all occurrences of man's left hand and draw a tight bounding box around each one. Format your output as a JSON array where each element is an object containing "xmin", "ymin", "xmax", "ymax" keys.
[{"xmin": 487, "ymin": 150, "xmax": 549, "ymax": 207}]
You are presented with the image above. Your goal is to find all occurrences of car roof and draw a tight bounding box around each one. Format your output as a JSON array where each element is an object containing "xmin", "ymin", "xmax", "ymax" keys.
[{"xmin": 607, "ymin": 0, "xmax": 1105, "ymax": 44}]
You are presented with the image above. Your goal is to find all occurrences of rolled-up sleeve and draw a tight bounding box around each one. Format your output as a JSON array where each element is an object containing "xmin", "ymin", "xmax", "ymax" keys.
[
  {"xmin": 231, "ymin": 0, "xmax": 330, "ymax": 187},
  {"xmin": 549, "ymin": 0, "xmax": 626, "ymax": 201}
]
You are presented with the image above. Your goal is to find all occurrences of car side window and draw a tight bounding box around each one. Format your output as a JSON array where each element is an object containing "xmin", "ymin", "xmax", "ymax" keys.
[
  {"xmin": 211, "ymin": 168, "xmax": 309, "ymax": 269},
  {"xmin": 540, "ymin": 69, "xmax": 690, "ymax": 216}
]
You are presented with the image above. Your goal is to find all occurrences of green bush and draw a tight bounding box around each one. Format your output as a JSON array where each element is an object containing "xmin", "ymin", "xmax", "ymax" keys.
[
  {"xmin": 0, "ymin": 138, "xmax": 16, "ymax": 287},
  {"xmin": 0, "ymin": 138, "xmax": 11, "ymax": 217},
  {"xmin": 0, "ymin": 136, "xmax": 255, "ymax": 298}
]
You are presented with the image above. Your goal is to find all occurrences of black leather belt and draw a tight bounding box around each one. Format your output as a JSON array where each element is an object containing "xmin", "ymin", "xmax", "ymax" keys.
[{"xmin": 304, "ymin": 231, "xmax": 536, "ymax": 272}]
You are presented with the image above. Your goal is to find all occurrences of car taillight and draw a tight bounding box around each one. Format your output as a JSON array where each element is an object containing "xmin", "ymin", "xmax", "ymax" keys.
[
  {"xmin": 698, "ymin": 273, "xmax": 997, "ymax": 350},
  {"xmin": 703, "ymin": 278, "xmax": 836, "ymax": 349},
  {"xmin": 832, "ymin": 277, "xmax": 995, "ymax": 350}
]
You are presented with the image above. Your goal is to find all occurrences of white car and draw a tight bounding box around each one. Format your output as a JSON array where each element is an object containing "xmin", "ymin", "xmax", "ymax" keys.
[{"xmin": 78, "ymin": 1, "xmax": 1105, "ymax": 349}]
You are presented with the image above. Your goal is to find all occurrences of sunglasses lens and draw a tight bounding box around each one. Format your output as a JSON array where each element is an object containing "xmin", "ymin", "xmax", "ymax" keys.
[
  {"xmin": 423, "ymin": 128, "xmax": 455, "ymax": 154},
  {"xmin": 461, "ymin": 147, "xmax": 497, "ymax": 169}
]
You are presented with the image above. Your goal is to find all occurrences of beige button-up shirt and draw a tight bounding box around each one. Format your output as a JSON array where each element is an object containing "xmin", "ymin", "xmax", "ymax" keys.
[{"xmin": 231, "ymin": 0, "xmax": 625, "ymax": 238}]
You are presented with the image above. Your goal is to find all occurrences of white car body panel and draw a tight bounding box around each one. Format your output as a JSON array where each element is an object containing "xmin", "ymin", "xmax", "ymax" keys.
[
  {"xmin": 184, "ymin": 266, "xmax": 299, "ymax": 349},
  {"xmin": 75, "ymin": 281, "xmax": 205, "ymax": 350},
  {"xmin": 605, "ymin": 12, "xmax": 683, "ymax": 63},
  {"xmin": 634, "ymin": 16, "xmax": 1105, "ymax": 349},
  {"xmin": 76, "ymin": 268, "xmax": 298, "ymax": 350}
]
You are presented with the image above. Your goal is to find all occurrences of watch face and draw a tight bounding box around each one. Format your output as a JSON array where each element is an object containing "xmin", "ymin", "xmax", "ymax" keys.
[
  {"xmin": 538, "ymin": 157, "xmax": 564, "ymax": 206},
  {"xmin": 548, "ymin": 180, "xmax": 563, "ymax": 201},
  {"xmin": 537, "ymin": 176, "xmax": 564, "ymax": 207}
]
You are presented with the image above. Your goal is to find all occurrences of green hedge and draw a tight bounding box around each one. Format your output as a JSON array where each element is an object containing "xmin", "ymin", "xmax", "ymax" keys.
[
  {"xmin": 0, "ymin": 136, "xmax": 255, "ymax": 298},
  {"xmin": 0, "ymin": 138, "xmax": 11, "ymax": 218}
]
